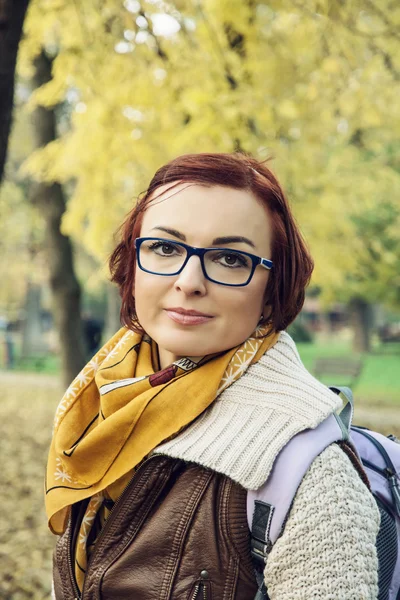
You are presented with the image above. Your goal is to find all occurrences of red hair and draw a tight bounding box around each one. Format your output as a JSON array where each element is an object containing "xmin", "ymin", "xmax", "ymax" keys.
[{"xmin": 109, "ymin": 152, "xmax": 314, "ymax": 334}]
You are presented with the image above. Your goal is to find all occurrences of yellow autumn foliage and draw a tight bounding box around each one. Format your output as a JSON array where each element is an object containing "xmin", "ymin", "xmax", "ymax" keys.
[{"xmin": 15, "ymin": 0, "xmax": 400, "ymax": 306}]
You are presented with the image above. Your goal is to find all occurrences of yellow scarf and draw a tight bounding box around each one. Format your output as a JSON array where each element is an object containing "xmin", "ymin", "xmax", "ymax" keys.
[{"xmin": 46, "ymin": 325, "xmax": 279, "ymax": 542}]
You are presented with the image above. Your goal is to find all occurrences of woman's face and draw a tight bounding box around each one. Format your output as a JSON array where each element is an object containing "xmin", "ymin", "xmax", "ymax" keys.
[{"xmin": 134, "ymin": 183, "xmax": 272, "ymax": 368}]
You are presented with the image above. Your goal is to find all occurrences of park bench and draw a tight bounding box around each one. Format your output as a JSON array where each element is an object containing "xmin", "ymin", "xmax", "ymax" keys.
[{"xmin": 313, "ymin": 356, "xmax": 363, "ymax": 389}]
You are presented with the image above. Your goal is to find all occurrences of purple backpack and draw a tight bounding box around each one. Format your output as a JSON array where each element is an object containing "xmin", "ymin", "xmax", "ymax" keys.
[{"xmin": 249, "ymin": 386, "xmax": 400, "ymax": 600}]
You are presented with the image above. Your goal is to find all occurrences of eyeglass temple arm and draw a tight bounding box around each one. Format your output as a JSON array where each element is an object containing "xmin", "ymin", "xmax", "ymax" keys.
[{"xmin": 260, "ymin": 258, "xmax": 273, "ymax": 270}]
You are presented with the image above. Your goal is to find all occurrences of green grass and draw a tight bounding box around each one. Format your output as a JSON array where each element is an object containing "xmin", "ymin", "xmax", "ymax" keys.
[
  {"xmin": 4, "ymin": 354, "xmax": 60, "ymax": 375},
  {"xmin": 297, "ymin": 340, "xmax": 400, "ymax": 405}
]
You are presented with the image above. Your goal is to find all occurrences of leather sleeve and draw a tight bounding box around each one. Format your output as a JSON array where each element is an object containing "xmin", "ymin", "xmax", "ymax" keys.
[{"xmin": 264, "ymin": 443, "xmax": 380, "ymax": 600}]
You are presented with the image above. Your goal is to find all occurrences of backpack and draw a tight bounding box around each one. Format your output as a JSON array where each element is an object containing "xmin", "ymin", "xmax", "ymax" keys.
[{"xmin": 249, "ymin": 386, "xmax": 400, "ymax": 600}]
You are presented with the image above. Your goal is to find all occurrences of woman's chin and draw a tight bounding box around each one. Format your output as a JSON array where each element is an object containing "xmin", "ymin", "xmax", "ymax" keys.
[{"xmin": 155, "ymin": 330, "xmax": 217, "ymax": 360}]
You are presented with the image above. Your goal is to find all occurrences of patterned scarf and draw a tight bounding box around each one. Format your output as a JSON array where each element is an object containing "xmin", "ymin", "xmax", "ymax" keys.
[{"xmin": 46, "ymin": 325, "xmax": 279, "ymax": 587}]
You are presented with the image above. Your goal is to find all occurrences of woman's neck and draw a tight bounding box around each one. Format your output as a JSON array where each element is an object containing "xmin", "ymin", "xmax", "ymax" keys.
[{"xmin": 157, "ymin": 346, "xmax": 204, "ymax": 370}]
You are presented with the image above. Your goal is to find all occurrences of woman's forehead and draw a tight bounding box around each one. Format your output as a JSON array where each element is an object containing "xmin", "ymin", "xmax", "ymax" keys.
[{"xmin": 140, "ymin": 183, "xmax": 272, "ymax": 251}]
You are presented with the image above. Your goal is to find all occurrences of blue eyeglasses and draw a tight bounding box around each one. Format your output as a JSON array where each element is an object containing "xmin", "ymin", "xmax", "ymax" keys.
[{"xmin": 135, "ymin": 237, "xmax": 273, "ymax": 287}]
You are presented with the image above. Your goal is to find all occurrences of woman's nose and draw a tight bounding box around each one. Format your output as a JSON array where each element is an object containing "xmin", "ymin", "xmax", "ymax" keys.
[{"xmin": 173, "ymin": 256, "xmax": 207, "ymax": 296}]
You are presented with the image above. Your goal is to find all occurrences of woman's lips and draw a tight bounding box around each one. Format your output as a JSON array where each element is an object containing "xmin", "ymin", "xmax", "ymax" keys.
[{"xmin": 165, "ymin": 309, "xmax": 214, "ymax": 326}]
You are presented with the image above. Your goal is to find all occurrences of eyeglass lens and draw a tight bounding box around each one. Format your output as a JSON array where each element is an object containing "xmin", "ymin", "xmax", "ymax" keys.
[{"xmin": 139, "ymin": 239, "xmax": 253, "ymax": 285}]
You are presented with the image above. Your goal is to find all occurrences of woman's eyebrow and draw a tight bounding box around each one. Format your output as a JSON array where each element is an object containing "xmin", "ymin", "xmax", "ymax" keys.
[
  {"xmin": 151, "ymin": 227, "xmax": 256, "ymax": 249},
  {"xmin": 212, "ymin": 235, "xmax": 256, "ymax": 249},
  {"xmin": 151, "ymin": 226, "xmax": 186, "ymax": 240}
]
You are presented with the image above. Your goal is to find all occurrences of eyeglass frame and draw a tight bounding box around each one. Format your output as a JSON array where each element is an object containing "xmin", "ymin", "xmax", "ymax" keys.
[{"xmin": 134, "ymin": 237, "xmax": 273, "ymax": 287}]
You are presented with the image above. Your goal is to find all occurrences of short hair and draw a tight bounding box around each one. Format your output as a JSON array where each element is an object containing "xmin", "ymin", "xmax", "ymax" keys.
[{"xmin": 109, "ymin": 152, "xmax": 314, "ymax": 334}]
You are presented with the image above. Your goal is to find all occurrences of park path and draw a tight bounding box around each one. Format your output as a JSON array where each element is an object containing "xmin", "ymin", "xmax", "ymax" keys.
[{"xmin": 0, "ymin": 369, "xmax": 62, "ymax": 389}]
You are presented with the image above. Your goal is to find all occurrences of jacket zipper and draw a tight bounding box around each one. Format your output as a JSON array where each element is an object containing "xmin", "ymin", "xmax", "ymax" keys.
[
  {"xmin": 191, "ymin": 571, "xmax": 210, "ymax": 600},
  {"xmin": 69, "ymin": 454, "xmax": 158, "ymax": 600},
  {"xmin": 191, "ymin": 582, "xmax": 207, "ymax": 600},
  {"xmin": 67, "ymin": 514, "xmax": 82, "ymax": 600}
]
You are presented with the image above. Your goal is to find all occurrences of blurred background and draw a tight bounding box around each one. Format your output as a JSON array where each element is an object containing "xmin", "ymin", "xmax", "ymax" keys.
[{"xmin": 1, "ymin": 0, "xmax": 399, "ymax": 597}]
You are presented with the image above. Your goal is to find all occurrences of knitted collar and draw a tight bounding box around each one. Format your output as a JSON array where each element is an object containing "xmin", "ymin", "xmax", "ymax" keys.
[{"xmin": 154, "ymin": 331, "xmax": 342, "ymax": 490}]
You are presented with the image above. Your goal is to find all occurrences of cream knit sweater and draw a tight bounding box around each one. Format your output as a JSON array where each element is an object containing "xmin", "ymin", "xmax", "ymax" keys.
[
  {"xmin": 265, "ymin": 443, "xmax": 380, "ymax": 599},
  {"xmin": 155, "ymin": 331, "xmax": 380, "ymax": 599}
]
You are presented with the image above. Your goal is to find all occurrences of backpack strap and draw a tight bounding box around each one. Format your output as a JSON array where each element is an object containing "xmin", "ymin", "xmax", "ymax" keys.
[
  {"xmin": 250, "ymin": 501, "xmax": 273, "ymax": 600},
  {"xmin": 337, "ymin": 439, "xmax": 372, "ymax": 491},
  {"xmin": 249, "ymin": 413, "xmax": 345, "ymax": 599},
  {"xmin": 329, "ymin": 386, "xmax": 354, "ymax": 435},
  {"xmin": 248, "ymin": 411, "xmax": 345, "ymax": 595},
  {"xmin": 330, "ymin": 388, "xmax": 372, "ymax": 491},
  {"xmin": 248, "ymin": 387, "xmax": 355, "ymax": 599}
]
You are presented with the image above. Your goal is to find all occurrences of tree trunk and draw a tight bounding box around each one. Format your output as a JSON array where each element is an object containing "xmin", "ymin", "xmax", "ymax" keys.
[
  {"xmin": 349, "ymin": 297, "xmax": 372, "ymax": 353},
  {"xmin": 0, "ymin": 0, "xmax": 31, "ymax": 182},
  {"xmin": 21, "ymin": 280, "xmax": 47, "ymax": 357},
  {"xmin": 29, "ymin": 50, "xmax": 86, "ymax": 387}
]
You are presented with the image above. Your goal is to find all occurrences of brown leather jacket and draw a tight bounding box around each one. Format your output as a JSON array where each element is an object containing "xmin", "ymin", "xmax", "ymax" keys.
[{"xmin": 53, "ymin": 454, "xmax": 259, "ymax": 600}]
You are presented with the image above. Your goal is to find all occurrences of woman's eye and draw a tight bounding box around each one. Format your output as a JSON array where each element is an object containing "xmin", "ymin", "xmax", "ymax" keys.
[
  {"xmin": 160, "ymin": 244, "xmax": 175, "ymax": 255},
  {"xmin": 149, "ymin": 241, "xmax": 180, "ymax": 255},
  {"xmin": 224, "ymin": 254, "xmax": 239, "ymax": 266},
  {"xmin": 216, "ymin": 252, "xmax": 248, "ymax": 268}
]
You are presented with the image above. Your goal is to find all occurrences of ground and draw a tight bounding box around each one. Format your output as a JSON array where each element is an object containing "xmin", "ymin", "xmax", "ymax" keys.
[{"xmin": 0, "ymin": 370, "xmax": 398, "ymax": 599}]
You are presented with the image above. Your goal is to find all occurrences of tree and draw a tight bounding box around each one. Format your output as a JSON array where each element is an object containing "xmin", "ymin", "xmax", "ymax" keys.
[
  {"xmin": 28, "ymin": 50, "xmax": 86, "ymax": 386},
  {"xmin": 0, "ymin": 0, "xmax": 30, "ymax": 182},
  {"xmin": 308, "ymin": 146, "xmax": 400, "ymax": 351},
  {"xmin": 16, "ymin": 0, "xmax": 400, "ymax": 353}
]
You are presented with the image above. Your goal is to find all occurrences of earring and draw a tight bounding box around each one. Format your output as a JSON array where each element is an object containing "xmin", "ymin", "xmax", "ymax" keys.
[{"xmin": 258, "ymin": 314, "xmax": 264, "ymax": 324}]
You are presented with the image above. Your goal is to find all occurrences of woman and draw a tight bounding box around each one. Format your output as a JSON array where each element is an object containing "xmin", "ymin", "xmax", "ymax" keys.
[{"xmin": 47, "ymin": 152, "xmax": 380, "ymax": 599}]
